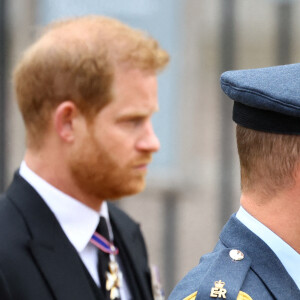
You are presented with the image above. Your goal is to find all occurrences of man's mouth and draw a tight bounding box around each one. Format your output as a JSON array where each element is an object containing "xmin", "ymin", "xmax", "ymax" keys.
[
  {"xmin": 133, "ymin": 158, "xmax": 152, "ymax": 171},
  {"xmin": 134, "ymin": 164, "xmax": 148, "ymax": 170}
]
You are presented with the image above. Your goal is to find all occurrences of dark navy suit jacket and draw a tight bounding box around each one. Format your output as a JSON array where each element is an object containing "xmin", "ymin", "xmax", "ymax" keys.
[
  {"xmin": 169, "ymin": 215, "xmax": 300, "ymax": 300},
  {"xmin": 0, "ymin": 173, "xmax": 153, "ymax": 300}
]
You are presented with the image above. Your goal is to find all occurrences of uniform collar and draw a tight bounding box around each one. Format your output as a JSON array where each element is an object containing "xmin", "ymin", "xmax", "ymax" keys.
[
  {"xmin": 236, "ymin": 206, "xmax": 300, "ymax": 289},
  {"xmin": 19, "ymin": 161, "xmax": 112, "ymax": 253}
]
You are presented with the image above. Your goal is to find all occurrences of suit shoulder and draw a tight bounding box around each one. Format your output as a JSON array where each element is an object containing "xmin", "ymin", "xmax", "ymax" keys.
[
  {"xmin": 0, "ymin": 194, "xmax": 30, "ymax": 261},
  {"xmin": 0, "ymin": 194, "xmax": 21, "ymax": 227},
  {"xmin": 168, "ymin": 247, "xmax": 252, "ymax": 300}
]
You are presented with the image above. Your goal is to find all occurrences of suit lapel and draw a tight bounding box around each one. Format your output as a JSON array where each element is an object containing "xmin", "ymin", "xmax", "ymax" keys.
[
  {"xmin": 108, "ymin": 203, "xmax": 153, "ymax": 300},
  {"xmin": 7, "ymin": 174, "xmax": 101, "ymax": 300},
  {"xmin": 220, "ymin": 216, "xmax": 300, "ymax": 298}
]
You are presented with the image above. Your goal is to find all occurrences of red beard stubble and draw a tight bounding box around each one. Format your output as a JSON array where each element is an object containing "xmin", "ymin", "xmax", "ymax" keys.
[{"xmin": 68, "ymin": 129, "xmax": 151, "ymax": 201}]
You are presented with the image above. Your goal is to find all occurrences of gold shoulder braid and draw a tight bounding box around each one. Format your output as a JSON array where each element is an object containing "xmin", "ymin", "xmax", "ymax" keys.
[
  {"xmin": 183, "ymin": 291, "xmax": 197, "ymax": 300},
  {"xmin": 237, "ymin": 291, "xmax": 253, "ymax": 300}
]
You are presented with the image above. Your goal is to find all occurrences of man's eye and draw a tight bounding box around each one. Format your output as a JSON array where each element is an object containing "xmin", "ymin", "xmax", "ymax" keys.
[{"xmin": 128, "ymin": 118, "xmax": 144, "ymax": 126}]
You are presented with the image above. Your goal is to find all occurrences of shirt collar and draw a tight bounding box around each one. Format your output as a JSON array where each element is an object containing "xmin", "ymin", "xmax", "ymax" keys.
[
  {"xmin": 19, "ymin": 161, "xmax": 112, "ymax": 253},
  {"xmin": 236, "ymin": 206, "xmax": 300, "ymax": 289}
]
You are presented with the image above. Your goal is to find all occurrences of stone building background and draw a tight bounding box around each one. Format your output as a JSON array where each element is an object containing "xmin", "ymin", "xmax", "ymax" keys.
[{"xmin": 1, "ymin": 0, "xmax": 300, "ymax": 296}]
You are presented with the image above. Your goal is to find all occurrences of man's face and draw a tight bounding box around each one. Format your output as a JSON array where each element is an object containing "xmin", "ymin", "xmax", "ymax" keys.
[{"xmin": 69, "ymin": 68, "xmax": 160, "ymax": 201}]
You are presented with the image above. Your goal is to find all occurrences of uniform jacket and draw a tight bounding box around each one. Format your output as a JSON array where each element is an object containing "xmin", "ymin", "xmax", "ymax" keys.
[
  {"xmin": 168, "ymin": 215, "xmax": 300, "ymax": 300},
  {"xmin": 0, "ymin": 173, "xmax": 153, "ymax": 300}
]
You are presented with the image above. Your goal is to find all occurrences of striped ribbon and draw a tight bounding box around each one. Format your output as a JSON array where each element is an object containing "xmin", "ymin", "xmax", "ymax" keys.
[{"xmin": 90, "ymin": 232, "xmax": 119, "ymax": 255}]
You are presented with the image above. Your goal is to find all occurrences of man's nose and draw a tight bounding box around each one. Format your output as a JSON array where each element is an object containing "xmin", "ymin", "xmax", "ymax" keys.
[{"xmin": 136, "ymin": 122, "xmax": 160, "ymax": 152}]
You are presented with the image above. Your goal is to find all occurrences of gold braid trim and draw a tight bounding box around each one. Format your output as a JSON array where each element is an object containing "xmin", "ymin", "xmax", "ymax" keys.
[
  {"xmin": 183, "ymin": 291, "xmax": 197, "ymax": 300},
  {"xmin": 237, "ymin": 291, "xmax": 253, "ymax": 300}
]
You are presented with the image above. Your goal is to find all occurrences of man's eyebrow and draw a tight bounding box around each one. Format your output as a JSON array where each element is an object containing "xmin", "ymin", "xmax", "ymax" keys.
[{"xmin": 117, "ymin": 107, "xmax": 159, "ymax": 119}]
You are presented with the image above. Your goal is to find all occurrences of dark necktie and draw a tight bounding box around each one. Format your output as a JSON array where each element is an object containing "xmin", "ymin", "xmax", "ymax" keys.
[{"xmin": 97, "ymin": 217, "xmax": 110, "ymax": 299}]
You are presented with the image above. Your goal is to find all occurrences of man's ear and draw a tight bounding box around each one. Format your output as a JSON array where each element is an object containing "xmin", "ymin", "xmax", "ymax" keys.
[{"xmin": 54, "ymin": 101, "xmax": 80, "ymax": 143}]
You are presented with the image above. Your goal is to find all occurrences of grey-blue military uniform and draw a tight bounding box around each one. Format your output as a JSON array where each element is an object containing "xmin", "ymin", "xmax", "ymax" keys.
[
  {"xmin": 168, "ymin": 215, "xmax": 300, "ymax": 299},
  {"xmin": 169, "ymin": 63, "xmax": 300, "ymax": 300}
]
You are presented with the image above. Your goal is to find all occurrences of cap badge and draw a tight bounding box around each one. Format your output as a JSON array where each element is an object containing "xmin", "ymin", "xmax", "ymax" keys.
[{"xmin": 210, "ymin": 280, "xmax": 227, "ymax": 298}]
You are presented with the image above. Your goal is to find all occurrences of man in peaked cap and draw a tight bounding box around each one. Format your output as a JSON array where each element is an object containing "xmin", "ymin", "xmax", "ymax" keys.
[{"xmin": 169, "ymin": 63, "xmax": 300, "ymax": 300}]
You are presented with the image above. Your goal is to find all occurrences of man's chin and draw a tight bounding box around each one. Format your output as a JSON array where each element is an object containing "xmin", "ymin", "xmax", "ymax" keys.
[{"xmin": 108, "ymin": 181, "xmax": 146, "ymax": 200}]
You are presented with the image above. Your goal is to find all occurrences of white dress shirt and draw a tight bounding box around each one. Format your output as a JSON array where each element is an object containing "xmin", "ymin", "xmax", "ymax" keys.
[
  {"xmin": 19, "ymin": 161, "xmax": 131, "ymax": 299},
  {"xmin": 236, "ymin": 206, "xmax": 300, "ymax": 289}
]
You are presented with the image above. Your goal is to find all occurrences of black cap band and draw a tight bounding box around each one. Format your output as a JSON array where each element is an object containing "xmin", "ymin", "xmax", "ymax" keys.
[{"xmin": 233, "ymin": 101, "xmax": 300, "ymax": 135}]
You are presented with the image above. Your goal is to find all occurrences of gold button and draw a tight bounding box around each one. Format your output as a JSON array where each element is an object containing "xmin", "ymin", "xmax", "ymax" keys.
[{"xmin": 229, "ymin": 249, "xmax": 244, "ymax": 261}]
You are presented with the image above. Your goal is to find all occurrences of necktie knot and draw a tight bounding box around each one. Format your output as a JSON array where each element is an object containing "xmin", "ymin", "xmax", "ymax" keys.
[{"xmin": 97, "ymin": 216, "xmax": 109, "ymax": 240}]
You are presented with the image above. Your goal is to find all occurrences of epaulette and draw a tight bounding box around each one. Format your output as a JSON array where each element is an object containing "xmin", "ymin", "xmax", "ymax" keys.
[{"xmin": 182, "ymin": 248, "xmax": 253, "ymax": 300}]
